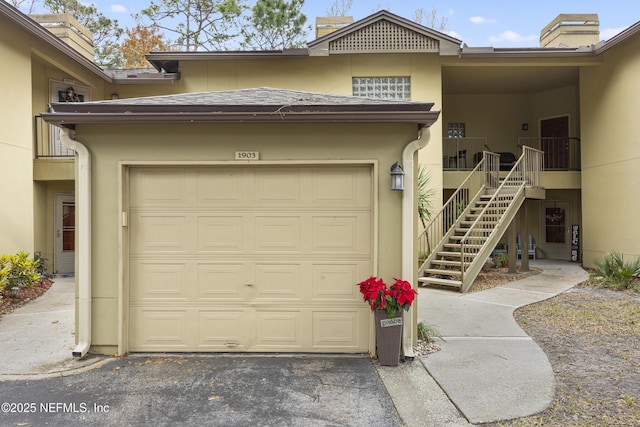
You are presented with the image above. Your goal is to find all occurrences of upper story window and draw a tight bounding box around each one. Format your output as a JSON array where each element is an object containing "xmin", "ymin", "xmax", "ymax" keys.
[
  {"xmin": 352, "ymin": 77, "xmax": 411, "ymax": 100},
  {"xmin": 448, "ymin": 123, "xmax": 466, "ymax": 138}
]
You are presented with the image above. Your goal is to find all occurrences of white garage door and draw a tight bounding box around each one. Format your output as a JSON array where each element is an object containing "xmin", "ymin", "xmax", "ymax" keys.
[{"xmin": 128, "ymin": 165, "xmax": 373, "ymax": 352}]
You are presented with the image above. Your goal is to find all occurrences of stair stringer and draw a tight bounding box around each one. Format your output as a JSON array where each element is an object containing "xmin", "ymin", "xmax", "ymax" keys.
[
  {"xmin": 417, "ymin": 187, "xmax": 486, "ymax": 278},
  {"xmin": 459, "ymin": 187, "xmax": 526, "ymax": 293}
]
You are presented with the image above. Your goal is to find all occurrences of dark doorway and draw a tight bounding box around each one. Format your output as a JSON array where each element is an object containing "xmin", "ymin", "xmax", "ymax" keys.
[{"xmin": 540, "ymin": 116, "xmax": 570, "ymax": 170}]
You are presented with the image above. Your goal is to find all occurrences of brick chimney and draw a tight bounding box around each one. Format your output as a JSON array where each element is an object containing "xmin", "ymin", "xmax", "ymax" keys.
[
  {"xmin": 315, "ymin": 16, "xmax": 354, "ymax": 39},
  {"xmin": 30, "ymin": 13, "xmax": 95, "ymax": 60},
  {"xmin": 540, "ymin": 14, "xmax": 599, "ymax": 48}
]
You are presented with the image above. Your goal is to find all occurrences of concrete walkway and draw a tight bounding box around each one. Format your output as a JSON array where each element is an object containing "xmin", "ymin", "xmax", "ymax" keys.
[
  {"xmin": 0, "ymin": 276, "xmax": 104, "ymax": 379},
  {"xmin": 406, "ymin": 259, "xmax": 589, "ymax": 425}
]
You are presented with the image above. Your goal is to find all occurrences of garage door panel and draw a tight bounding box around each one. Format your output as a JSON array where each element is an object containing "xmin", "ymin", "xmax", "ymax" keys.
[
  {"xmin": 196, "ymin": 168, "xmax": 247, "ymax": 205},
  {"xmin": 311, "ymin": 168, "xmax": 371, "ymax": 208},
  {"xmin": 197, "ymin": 263, "xmax": 245, "ymax": 300},
  {"xmin": 255, "ymin": 216, "xmax": 301, "ymax": 252},
  {"xmin": 130, "ymin": 261, "xmax": 192, "ymax": 301},
  {"xmin": 131, "ymin": 213, "xmax": 191, "ymax": 254},
  {"xmin": 254, "ymin": 170, "xmax": 301, "ymax": 205},
  {"xmin": 129, "ymin": 308, "xmax": 193, "ymax": 350},
  {"xmin": 131, "ymin": 169, "xmax": 188, "ymax": 206},
  {"xmin": 312, "ymin": 214, "xmax": 371, "ymax": 254},
  {"xmin": 197, "ymin": 216, "xmax": 245, "ymax": 252},
  {"xmin": 198, "ymin": 310, "xmax": 249, "ymax": 350},
  {"xmin": 255, "ymin": 311, "xmax": 303, "ymax": 349},
  {"xmin": 312, "ymin": 310, "xmax": 368, "ymax": 350},
  {"xmin": 255, "ymin": 263, "xmax": 301, "ymax": 300},
  {"xmin": 311, "ymin": 262, "xmax": 370, "ymax": 301}
]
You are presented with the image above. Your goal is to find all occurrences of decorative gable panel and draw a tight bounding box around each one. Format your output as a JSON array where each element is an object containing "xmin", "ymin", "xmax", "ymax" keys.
[{"xmin": 328, "ymin": 19, "xmax": 440, "ymax": 53}]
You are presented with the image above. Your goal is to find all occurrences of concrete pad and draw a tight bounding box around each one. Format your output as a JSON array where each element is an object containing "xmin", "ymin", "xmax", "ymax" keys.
[
  {"xmin": 378, "ymin": 360, "xmax": 471, "ymax": 427},
  {"xmin": 422, "ymin": 339, "xmax": 555, "ymax": 424}
]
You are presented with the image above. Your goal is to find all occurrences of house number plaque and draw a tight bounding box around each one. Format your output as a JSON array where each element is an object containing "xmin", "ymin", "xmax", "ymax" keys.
[
  {"xmin": 235, "ymin": 151, "xmax": 260, "ymax": 160},
  {"xmin": 380, "ymin": 317, "xmax": 403, "ymax": 328}
]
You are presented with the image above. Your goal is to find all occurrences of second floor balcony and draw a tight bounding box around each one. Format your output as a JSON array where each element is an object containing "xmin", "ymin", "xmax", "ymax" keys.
[{"xmin": 443, "ymin": 137, "xmax": 581, "ymax": 172}]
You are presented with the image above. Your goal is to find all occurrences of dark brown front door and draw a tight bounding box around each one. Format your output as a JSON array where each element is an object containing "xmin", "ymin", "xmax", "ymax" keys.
[{"xmin": 540, "ymin": 116, "xmax": 569, "ymax": 170}]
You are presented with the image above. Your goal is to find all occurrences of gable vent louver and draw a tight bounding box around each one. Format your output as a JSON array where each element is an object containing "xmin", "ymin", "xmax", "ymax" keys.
[{"xmin": 329, "ymin": 19, "xmax": 440, "ymax": 53}]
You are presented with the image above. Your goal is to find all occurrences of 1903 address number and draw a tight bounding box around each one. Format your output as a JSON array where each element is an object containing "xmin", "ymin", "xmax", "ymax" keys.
[{"xmin": 235, "ymin": 151, "xmax": 260, "ymax": 160}]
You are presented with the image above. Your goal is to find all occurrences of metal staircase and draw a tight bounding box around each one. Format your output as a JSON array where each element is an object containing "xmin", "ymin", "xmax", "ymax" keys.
[{"xmin": 418, "ymin": 147, "xmax": 543, "ymax": 293}]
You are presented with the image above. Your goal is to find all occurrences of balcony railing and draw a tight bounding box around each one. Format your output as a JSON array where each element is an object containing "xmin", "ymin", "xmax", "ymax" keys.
[
  {"xmin": 518, "ymin": 137, "xmax": 581, "ymax": 171},
  {"xmin": 443, "ymin": 137, "xmax": 487, "ymax": 170},
  {"xmin": 34, "ymin": 115, "xmax": 74, "ymax": 159},
  {"xmin": 443, "ymin": 136, "xmax": 580, "ymax": 172}
]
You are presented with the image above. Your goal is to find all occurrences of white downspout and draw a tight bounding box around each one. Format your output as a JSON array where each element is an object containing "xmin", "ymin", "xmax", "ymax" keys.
[
  {"xmin": 60, "ymin": 128, "xmax": 92, "ymax": 358},
  {"xmin": 401, "ymin": 126, "xmax": 431, "ymax": 359}
]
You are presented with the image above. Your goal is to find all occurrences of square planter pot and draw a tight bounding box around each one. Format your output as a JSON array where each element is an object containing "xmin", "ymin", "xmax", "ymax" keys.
[{"xmin": 374, "ymin": 310, "xmax": 403, "ymax": 366}]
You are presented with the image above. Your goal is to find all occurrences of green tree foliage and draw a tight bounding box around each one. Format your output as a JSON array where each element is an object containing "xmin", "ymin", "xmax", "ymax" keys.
[
  {"xmin": 138, "ymin": 0, "xmax": 246, "ymax": 51},
  {"xmin": 242, "ymin": 0, "xmax": 309, "ymax": 50},
  {"xmin": 43, "ymin": 0, "xmax": 124, "ymax": 67}
]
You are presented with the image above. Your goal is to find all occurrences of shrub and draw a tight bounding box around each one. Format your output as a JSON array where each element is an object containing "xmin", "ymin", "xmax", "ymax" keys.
[
  {"xmin": 594, "ymin": 251, "xmax": 640, "ymax": 289},
  {"xmin": 417, "ymin": 321, "xmax": 444, "ymax": 342},
  {"xmin": 0, "ymin": 251, "xmax": 41, "ymax": 291}
]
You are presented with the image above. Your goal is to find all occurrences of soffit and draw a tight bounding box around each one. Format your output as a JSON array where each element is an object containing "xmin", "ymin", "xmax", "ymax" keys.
[{"xmin": 443, "ymin": 66, "xmax": 580, "ymax": 95}]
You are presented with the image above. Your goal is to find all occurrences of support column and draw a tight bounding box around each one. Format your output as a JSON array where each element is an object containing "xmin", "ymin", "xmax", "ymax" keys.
[
  {"xmin": 519, "ymin": 200, "xmax": 529, "ymax": 271},
  {"xmin": 508, "ymin": 221, "xmax": 517, "ymax": 273}
]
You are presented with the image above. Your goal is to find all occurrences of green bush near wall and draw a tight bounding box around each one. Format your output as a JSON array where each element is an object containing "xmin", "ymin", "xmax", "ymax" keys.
[
  {"xmin": 594, "ymin": 251, "xmax": 640, "ymax": 290},
  {"xmin": 0, "ymin": 251, "xmax": 41, "ymax": 291}
]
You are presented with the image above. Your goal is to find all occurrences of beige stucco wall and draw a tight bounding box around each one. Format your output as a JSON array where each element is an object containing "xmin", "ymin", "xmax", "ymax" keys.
[
  {"xmin": 531, "ymin": 84, "xmax": 580, "ymax": 138},
  {"xmin": 74, "ymin": 121, "xmax": 420, "ymax": 353},
  {"xmin": 0, "ymin": 19, "xmax": 35, "ymax": 255},
  {"xmin": 110, "ymin": 53, "xmax": 446, "ymax": 214},
  {"xmin": 443, "ymin": 93, "xmax": 533, "ymax": 153},
  {"xmin": 580, "ymin": 36, "xmax": 640, "ymax": 267}
]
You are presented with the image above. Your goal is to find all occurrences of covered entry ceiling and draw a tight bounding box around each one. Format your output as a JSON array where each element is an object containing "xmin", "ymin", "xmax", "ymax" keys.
[
  {"xmin": 128, "ymin": 165, "xmax": 373, "ymax": 353},
  {"xmin": 443, "ymin": 66, "xmax": 580, "ymax": 94}
]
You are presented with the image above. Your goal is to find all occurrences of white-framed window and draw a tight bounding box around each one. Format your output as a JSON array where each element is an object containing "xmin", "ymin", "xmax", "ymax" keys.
[
  {"xmin": 48, "ymin": 80, "xmax": 90, "ymax": 156},
  {"xmin": 352, "ymin": 77, "xmax": 411, "ymax": 100}
]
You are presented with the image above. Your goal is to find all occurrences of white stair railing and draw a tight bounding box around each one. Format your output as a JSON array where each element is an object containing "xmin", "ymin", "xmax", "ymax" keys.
[
  {"xmin": 418, "ymin": 151, "xmax": 499, "ymax": 275},
  {"xmin": 458, "ymin": 146, "xmax": 543, "ymax": 290}
]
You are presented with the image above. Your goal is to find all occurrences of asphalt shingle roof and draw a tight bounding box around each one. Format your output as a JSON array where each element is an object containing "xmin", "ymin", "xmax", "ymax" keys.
[
  {"xmin": 59, "ymin": 87, "xmax": 424, "ymax": 107},
  {"xmin": 43, "ymin": 87, "xmax": 440, "ymax": 127}
]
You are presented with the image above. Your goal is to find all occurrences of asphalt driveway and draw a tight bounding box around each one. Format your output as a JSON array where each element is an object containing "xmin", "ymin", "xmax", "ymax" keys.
[{"xmin": 0, "ymin": 355, "xmax": 402, "ymax": 427}]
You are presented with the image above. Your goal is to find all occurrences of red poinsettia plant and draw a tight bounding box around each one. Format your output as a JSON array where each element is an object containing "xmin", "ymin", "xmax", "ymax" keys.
[{"xmin": 357, "ymin": 277, "xmax": 418, "ymax": 318}]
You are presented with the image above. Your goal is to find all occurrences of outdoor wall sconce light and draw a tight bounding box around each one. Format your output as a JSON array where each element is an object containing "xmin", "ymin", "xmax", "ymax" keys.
[
  {"xmin": 390, "ymin": 161, "xmax": 405, "ymax": 191},
  {"xmin": 521, "ymin": 123, "xmax": 529, "ymax": 131}
]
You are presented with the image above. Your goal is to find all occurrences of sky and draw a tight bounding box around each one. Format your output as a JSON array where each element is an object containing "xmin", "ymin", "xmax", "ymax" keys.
[{"xmin": 20, "ymin": 0, "xmax": 640, "ymax": 47}]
